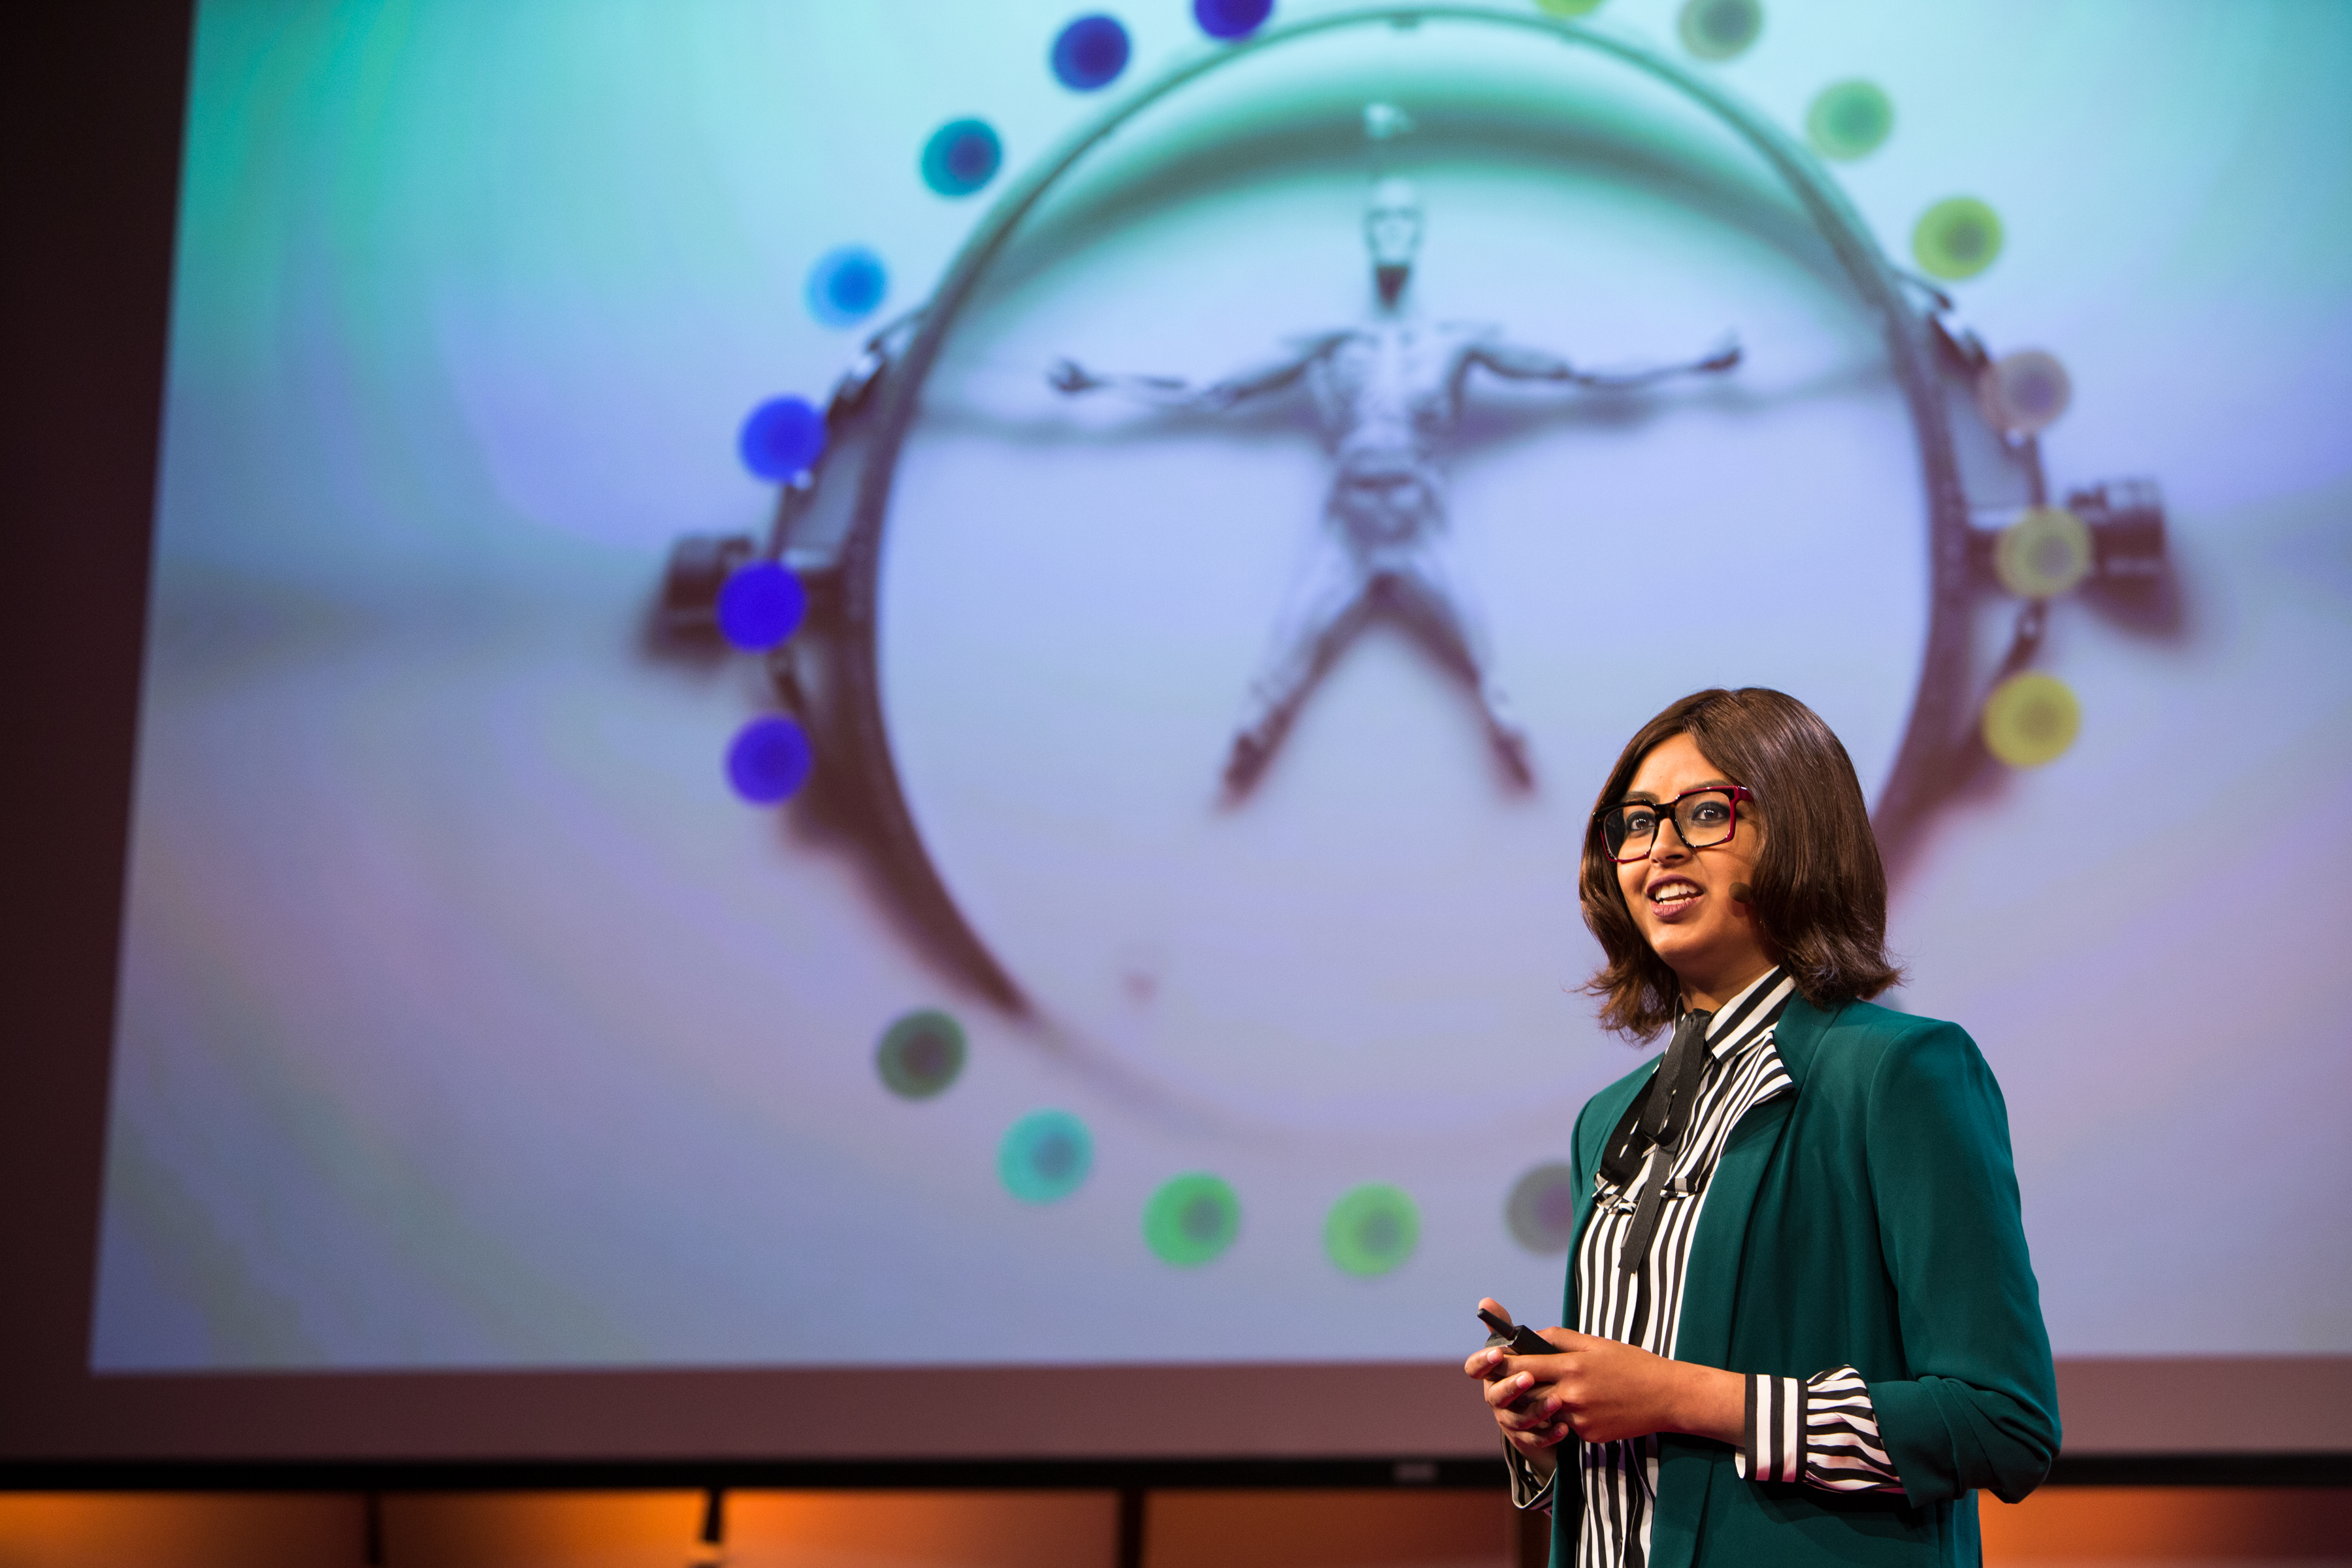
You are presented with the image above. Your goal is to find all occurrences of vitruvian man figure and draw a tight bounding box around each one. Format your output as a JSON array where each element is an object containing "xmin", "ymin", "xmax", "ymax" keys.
[{"xmin": 1050, "ymin": 177, "xmax": 1740, "ymax": 793}]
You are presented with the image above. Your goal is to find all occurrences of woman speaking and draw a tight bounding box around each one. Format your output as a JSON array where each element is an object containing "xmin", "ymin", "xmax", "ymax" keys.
[{"xmin": 1466, "ymin": 688, "xmax": 2059, "ymax": 1567}]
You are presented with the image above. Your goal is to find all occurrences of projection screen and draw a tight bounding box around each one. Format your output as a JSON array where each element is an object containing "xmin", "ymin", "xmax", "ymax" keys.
[{"xmin": 8, "ymin": 0, "xmax": 2351, "ymax": 1465}]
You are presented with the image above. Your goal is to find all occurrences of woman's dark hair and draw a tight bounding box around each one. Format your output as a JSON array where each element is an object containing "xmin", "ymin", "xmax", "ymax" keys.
[{"xmin": 1582, "ymin": 687, "xmax": 1903, "ymax": 1039}]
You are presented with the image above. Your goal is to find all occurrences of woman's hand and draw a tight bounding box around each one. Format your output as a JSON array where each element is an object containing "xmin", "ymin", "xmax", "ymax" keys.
[
  {"xmin": 1464, "ymin": 1299, "xmax": 1746, "ymax": 1450},
  {"xmin": 1463, "ymin": 1305, "xmax": 1571, "ymax": 1472}
]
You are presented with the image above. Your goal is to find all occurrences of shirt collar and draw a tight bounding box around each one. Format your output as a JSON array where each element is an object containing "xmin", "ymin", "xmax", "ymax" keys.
[{"xmin": 1684, "ymin": 964, "xmax": 1796, "ymax": 1061}]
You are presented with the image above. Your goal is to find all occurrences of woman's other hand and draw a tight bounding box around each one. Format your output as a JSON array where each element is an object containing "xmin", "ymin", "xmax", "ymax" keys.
[
  {"xmin": 1465, "ymin": 1301, "xmax": 1746, "ymax": 1450},
  {"xmin": 1464, "ymin": 1298, "xmax": 1571, "ymax": 1469},
  {"xmin": 1467, "ymin": 1339, "xmax": 1573, "ymax": 1463}
]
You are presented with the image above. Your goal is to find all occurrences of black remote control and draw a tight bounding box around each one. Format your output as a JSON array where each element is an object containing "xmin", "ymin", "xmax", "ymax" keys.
[{"xmin": 1477, "ymin": 1305, "xmax": 1555, "ymax": 1356}]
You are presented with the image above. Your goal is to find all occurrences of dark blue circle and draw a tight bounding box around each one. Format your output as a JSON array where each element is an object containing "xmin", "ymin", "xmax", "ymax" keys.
[
  {"xmin": 805, "ymin": 245, "xmax": 887, "ymax": 328},
  {"xmin": 726, "ymin": 715, "xmax": 813, "ymax": 804},
  {"xmin": 1193, "ymin": 0, "xmax": 1271, "ymax": 41},
  {"xmin": 716, "ymin": 561, "xmax": 807, "ymax": 651},
  {"xmin": 738, "ymin": 396, "xmax": 826, "ymax": 481},
  {"xmin": 1051, "ymin": 15, "xmax": 1131, "ymax": 90},
  {"xmin": 921, "ymin": 119, "xmax": 1003, "ymax": 197}
]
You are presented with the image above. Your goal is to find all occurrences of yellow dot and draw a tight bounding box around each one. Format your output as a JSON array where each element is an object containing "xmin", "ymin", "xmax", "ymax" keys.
[
  {"xmin": 1913, "ymin": 197, "xmax": 2004, "ymax": 281},
  {"xmin": 1982, "ymin": 672, "xmax": 2081, "ymax": 768},
  {"xmin": 1993, "ymin": 506, "xmax": 2093, "ymax": 599}
]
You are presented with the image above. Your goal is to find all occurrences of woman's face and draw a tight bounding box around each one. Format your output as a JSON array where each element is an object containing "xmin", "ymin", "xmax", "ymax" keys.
[{"xmin": 1612, "ymin": 732, "xmax": 1775, "ymax": 1010}]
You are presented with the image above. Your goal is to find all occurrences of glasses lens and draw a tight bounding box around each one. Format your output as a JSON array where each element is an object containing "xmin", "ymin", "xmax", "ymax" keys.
[
  {"xmin": 1605, "ymin": 804, "xmax": 1659, "ymax": 861},
  {"xmin": 1675, "ymin": 790, "xmax": 1737, "ymax": 848}
]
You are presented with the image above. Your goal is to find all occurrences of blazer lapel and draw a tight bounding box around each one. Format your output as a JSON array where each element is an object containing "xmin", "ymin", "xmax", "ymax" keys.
[
  {"xmin": 1648, "ymin": 998, "xmax": 1837, "ymax": 1568},
  {"xmin": 1669, "ymin": 995, "xmax": 1832, "ymax": 1366}
]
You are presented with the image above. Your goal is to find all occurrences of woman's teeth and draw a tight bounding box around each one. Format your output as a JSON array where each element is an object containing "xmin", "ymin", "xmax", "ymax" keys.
[{"xmin": 1652, "ymin": 885, "xmax": 1700, "ymax": 905}]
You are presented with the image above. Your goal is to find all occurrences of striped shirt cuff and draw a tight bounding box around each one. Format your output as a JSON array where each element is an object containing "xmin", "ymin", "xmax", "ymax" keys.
[
  {"xmin": 1502, "ymin": 1439, "xmax": 1556, "ymax": 1512},
  {"xmin": 1736, "ymin": 1366, "xmax": 1906, "ymax": 1494}
]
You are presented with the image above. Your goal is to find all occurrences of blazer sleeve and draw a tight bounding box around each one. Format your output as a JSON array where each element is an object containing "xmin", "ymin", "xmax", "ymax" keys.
[{"xmin": 1860, "ymin": 1019, "xmax": 2062, "ymax": 1506}]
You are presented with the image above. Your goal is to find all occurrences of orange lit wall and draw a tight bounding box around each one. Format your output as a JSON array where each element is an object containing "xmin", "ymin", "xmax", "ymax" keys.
[{"xmin": 1, "ymin": 1486, "xmax": 2346, "ymax": 1568}]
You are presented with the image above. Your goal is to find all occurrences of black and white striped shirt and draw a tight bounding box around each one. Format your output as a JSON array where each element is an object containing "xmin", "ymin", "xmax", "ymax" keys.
[{"xmin": 1509, "ymin": 967, "xmax": 1905, "ymax": 1565}]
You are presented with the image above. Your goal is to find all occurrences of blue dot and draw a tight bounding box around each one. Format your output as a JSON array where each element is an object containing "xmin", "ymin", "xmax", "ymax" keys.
[
  {"xmin": 727, "ymin": 715, "xmax": 813, "ymax": 804},
  {"xmin": 716, "ymin": 561, "xmax": 807, "ymax": 651},
  {"xmin": 738, "ymin": 396, "xmax": 826, "ymax": 482},
  {"xmin": 1193, "ymin": 0, "xmax": 1271, "ymax": 40},
  {"xmin": 804, "ymin": 245, "xmax": 887, "ymax": 329},
  {"xmin": 1051, "ymin": 15, "xmax": 1131, "ymax": 90},
  {"xmin": 921, "ymin": 118, "xmax": 1003, "ymax": 197},
  {"xmin": 998, "ymin": 1110, "xmax": 1094, "ymax": 1204}
]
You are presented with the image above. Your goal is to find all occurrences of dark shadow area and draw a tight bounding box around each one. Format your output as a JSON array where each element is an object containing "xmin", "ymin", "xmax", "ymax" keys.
[
  {"xmin": 2079, "ymin": 561, "xmax": 2187, "ymax": 640},
  {"xmin": 0, "ymin": 0, "xmax": 197, "ymax": 1462},
  {"xmin": 636, "ymin": 532, "xmax": 754, "ymax": 672}
]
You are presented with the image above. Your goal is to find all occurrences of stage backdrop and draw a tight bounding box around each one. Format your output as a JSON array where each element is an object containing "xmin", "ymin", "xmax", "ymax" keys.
[{"xmin": 90, "ymin": 0, "xmax": 2350, "ymax": 1426}]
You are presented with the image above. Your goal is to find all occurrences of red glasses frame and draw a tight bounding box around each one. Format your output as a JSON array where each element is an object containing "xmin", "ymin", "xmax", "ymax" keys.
[{"xmin": 1592, "ymin": 784, "xmax": 1755, "ymax": 864}]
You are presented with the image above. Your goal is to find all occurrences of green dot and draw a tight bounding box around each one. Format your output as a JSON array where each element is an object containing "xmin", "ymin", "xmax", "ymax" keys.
[
  {"xmin": 1535, "ymin": 0, "xmax": 1608, "ymax": 16},
  {"xmin": 1678, "ymin": 0, "xmax": 1762, "ymax": 61},
  {"xmin": 998, "ymin": 1110, "xmax": 1092, "ymax": 1203},
  {"xmin": 1912, "ymin": 197, "xmax": 2005, "ymax": 281},
  {"xmin": 1143, "ymin": 1173, "xmax": 1240, "ymax": 1266},
  {"xmin": 1325, "ymin": 1184, "xmax": 1420, "ymax": 1277},
  {"xmin": 1806, "ymin": 80, "xmax": 1892, "ymax": 160},
  {"xmin": 875, "ymin": 1009, "xmax": 966, "ymax": 1099}
]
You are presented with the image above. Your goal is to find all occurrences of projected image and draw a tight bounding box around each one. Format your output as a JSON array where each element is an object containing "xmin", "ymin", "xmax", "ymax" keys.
[
  {"xmin": 651, "ymin": 3, "xmax": 2160, "ymax": 1294},
  {"xmin": 92, "ymin": 0, "xmax": 2352, "ymax": 1373},
  {"xmin": 1048, "ymin": 159, "xmax": 1744, "ymax": 794}
]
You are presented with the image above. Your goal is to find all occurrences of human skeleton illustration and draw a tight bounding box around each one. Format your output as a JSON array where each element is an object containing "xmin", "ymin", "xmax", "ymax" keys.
[{"xmin": 1049, "ymin": 174, "xmax": 1740, "ymax": 793}]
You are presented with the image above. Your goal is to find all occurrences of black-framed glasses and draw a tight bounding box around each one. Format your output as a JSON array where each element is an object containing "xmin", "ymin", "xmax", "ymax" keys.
[{"xmin": 1593, "ymin": 785, "xmax": 1754, "ymax": 864}]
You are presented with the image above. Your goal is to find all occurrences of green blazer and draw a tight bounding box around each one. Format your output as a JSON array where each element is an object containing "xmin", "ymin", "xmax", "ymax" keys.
[{"xmin": 1549, "ymin": 997, "xmax": 2060, "ymax": 1568}]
